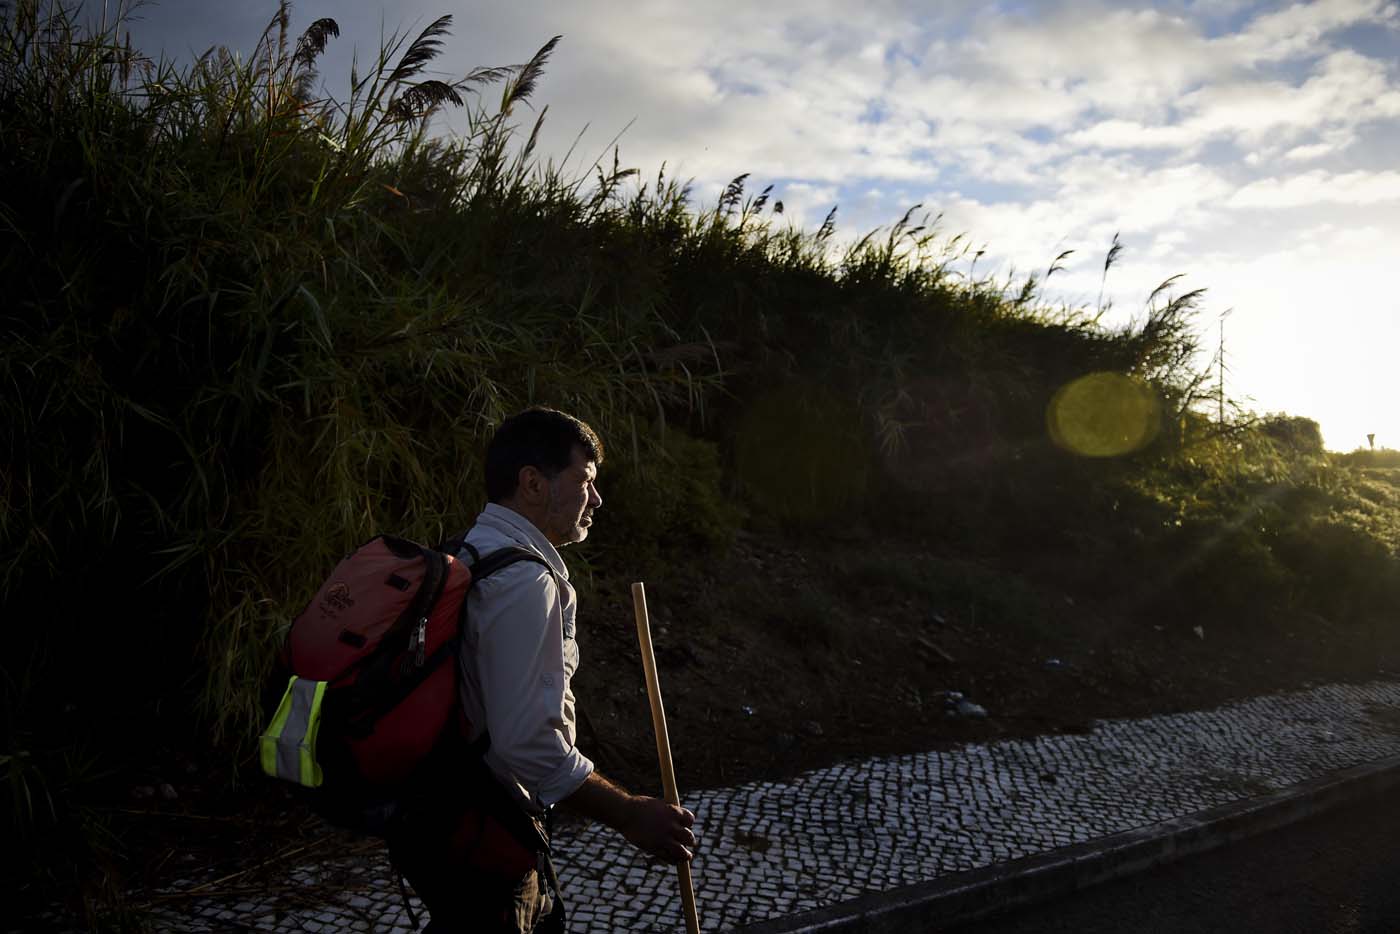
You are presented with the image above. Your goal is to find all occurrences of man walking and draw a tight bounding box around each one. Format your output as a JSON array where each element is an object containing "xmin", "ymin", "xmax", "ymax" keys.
[{"xmin": 388, "ymin": 407, "xmax": 696, "ymax": 932}]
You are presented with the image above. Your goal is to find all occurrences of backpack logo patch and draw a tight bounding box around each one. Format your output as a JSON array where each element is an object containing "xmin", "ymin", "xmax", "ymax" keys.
[{"xmin": 322, "ymin": 581, "xmax": 355, "ymax": 616}]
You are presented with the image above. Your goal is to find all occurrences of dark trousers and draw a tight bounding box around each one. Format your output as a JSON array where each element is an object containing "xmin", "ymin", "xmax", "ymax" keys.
[
  {"xmin": 384, "ymin": 737, "xmax": 565, "ymax": 931},
  {"xmin": 387, "ymin": 819, "xmax": 565, "ymax": 933}
]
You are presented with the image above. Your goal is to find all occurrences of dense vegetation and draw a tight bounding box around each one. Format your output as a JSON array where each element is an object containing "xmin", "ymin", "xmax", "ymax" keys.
[{"xmin": 4, "ymin": 1, "xmax": 1399, "ymax": 923}]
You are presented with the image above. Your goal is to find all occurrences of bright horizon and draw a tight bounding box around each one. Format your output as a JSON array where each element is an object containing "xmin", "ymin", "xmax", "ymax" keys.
[{"xmin": 111, "ymin": 0, "xmax": 1400, "ymax": 452}]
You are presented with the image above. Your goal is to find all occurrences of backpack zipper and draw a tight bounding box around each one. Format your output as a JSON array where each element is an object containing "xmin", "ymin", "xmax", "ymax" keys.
[{"xmin": 413, "ymin": 617, "xmax": 427, "ymax": 667}]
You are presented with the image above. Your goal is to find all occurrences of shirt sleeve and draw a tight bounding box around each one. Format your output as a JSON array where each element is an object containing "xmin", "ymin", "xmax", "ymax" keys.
[{"xmin": 472, "ymin": 562, "xmax": 594, "ymax": 807}]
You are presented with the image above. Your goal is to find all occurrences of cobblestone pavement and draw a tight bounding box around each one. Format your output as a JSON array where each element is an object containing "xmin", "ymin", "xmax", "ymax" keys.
[{"xmin": 141, "ymin": 678, "xmax": 1400, "ymax": 932}]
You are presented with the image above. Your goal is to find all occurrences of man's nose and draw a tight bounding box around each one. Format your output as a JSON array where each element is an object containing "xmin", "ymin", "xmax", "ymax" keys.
[{"xmin": 588, "ymin": 483, "xmax": 602, "ymax": 508}]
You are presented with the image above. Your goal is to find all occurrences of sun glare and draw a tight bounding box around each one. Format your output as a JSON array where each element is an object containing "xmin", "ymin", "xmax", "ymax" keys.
[{"xmin": 1047, "ymin": 372, "xmax": 1162, "ymax": 458}]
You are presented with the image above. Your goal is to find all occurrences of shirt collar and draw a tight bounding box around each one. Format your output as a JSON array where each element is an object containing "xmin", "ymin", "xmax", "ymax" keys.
[{"xmin": 478, "ymin": 502, "xmax": 570, "ymax": 580}]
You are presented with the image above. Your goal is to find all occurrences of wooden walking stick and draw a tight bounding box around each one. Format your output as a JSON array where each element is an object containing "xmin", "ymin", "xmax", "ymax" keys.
[{"xmin": 632, "ymin": 582, "xmax": 701, "ymax": 934}]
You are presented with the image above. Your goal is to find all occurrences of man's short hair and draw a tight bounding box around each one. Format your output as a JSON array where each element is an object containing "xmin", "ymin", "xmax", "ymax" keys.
[{"xmin": 484, "ymin": 407, "xmax": 605, "ymax": 502}]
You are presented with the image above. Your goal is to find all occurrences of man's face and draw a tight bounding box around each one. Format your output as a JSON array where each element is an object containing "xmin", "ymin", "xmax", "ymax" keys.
[{"xmin": 542, "ymin": 446, "xmax": 602, "ymax": 547}]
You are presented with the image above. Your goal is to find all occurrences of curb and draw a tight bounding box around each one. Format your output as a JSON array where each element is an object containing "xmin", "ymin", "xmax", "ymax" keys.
[{"xmin": 738, "ymin": 752, "xmax": 1400, "ymax": 933}]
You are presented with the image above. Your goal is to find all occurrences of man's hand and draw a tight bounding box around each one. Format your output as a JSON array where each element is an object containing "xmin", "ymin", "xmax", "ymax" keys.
[
  {"xmin": 559, "ymin": 771, "xmax": 697, "ymax": 863},
  {"xmin": 621, "ymin": 795, "xmax": 696, "ymax": 864}
]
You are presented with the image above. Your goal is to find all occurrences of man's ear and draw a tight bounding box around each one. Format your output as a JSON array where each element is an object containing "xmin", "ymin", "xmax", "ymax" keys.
[{"xmin": 516, "ymin": 464, "xmax": 548, "ymax": 503}]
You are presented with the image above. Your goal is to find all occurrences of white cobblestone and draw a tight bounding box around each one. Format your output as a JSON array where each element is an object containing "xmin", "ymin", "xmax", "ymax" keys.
[{"xmin": 138, "ymin": 678, "xmax": 1400, "ymax": 932}]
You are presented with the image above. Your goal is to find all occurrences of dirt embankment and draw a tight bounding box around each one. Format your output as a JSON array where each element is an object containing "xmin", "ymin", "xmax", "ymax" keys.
[{"xmin": 571, "ymin": 524, "xmax": 1400, "ymax": 798}]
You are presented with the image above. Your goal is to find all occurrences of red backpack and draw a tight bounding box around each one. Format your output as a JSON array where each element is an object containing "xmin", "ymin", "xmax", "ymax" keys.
[{"xmin": 259, "ymin": 534, "xmax": 547, "ymax": 843}]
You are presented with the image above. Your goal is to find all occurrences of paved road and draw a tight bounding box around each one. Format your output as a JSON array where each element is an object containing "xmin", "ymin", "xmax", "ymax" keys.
[{"xmin": 950, "ymin": 790, "xmax": 1400, "ymax": 934}]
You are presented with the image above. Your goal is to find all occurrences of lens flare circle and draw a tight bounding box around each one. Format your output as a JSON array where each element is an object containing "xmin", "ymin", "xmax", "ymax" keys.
[{"xmin": 1048, "ymin": 372, "xmax": 1161, "ymax": 458}]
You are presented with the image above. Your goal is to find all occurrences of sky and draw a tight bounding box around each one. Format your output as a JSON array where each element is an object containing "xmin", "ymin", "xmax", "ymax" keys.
[{"xmin": 111, "ymin": 0, "xmax": 1400, "ymax": 451}]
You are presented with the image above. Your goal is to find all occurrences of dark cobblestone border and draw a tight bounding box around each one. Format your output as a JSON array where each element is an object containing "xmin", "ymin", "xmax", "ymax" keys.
[{"xmin": 739, "ymin": 752, "xmax": 1400, "ymax": 933}]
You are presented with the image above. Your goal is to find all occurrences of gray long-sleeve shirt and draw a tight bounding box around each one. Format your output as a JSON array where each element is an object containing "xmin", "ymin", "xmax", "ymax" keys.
[{"xmin": 457, "ymin": 503, "xmax": 595, "ymax": 813}]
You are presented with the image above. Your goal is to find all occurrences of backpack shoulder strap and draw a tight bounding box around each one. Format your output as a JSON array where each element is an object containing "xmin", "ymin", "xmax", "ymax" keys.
[
  {"xmin": 468, "ymin": 546, "xmax": 552, "ymax": 585},
  {"xmin": 440, "ymin": 526, "xmax": 551, "ymax": 583},
  {"xmin": 438, "ymin": 530, "xmax": 471, "ymax": 559}
]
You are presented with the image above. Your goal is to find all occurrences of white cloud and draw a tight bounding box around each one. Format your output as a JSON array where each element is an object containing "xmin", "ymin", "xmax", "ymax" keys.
[
  {"xmin": 1068, "ymin": 119, "xmax": 1198, "ymax": 149},
  {"xmin": 1225, "ymin": 0, "xmax": 1399, "ymax": 61},
  {"xmin": 1070, "ymin": 50, "xmax": 1400, "ymax": 153},
  {"xmin": 1228, "ymin": 169, "xmax": 1400, "ymax": 206},
  {"xmin": 1282, "ymin": 128, "xmax": 1358, "ymax": 161},
  {"xmin": 1148, "ymin": 229, "xmax": 1191, "ymax": 260}
]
